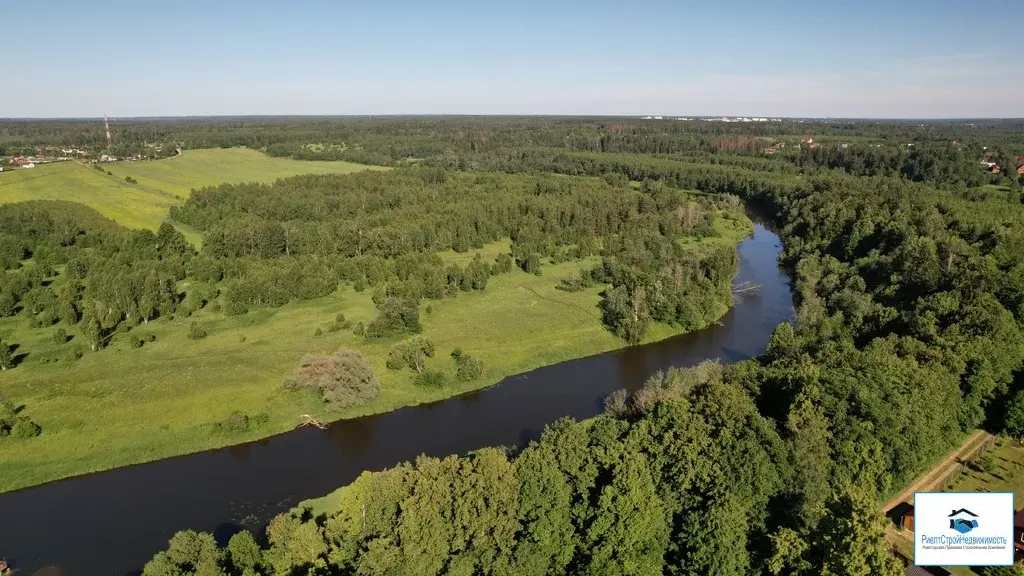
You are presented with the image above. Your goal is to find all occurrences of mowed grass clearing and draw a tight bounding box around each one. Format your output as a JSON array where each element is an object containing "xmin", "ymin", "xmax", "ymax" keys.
[
  {"xmin": 0, "ymin": 214, "xmax": 750, "ymax": 493},
  {"xmin": 103, "ymin": 148, "xmax": 387, "ymax": 199}
]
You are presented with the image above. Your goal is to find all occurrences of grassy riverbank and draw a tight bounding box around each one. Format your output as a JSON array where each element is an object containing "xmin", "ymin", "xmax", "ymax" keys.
[{"xmin": 0, "ymin": 214, "xmax": 750, "ymax": 493}]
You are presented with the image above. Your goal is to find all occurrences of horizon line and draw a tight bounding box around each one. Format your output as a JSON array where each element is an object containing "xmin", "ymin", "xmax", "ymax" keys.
[{"xmin": 1, "ymin": 114, "xmax": 1022, "ymax": 122}]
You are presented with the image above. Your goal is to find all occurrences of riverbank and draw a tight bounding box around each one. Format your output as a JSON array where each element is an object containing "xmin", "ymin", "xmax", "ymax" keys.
[{"xmin": 0, "ymin": 212, "xmax": 752, "ymax": 494}]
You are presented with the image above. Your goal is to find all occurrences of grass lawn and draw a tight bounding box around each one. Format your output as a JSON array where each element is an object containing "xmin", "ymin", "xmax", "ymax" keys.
[
  {"xmin": 102, "ymin": 148, "xmax": 386, "ymax": 199},
  {"xmin": 0, "ymin": 213, "xmax": 750, "ymax": 493}
]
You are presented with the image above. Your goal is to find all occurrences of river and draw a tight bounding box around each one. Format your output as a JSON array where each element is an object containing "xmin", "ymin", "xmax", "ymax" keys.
[{"xmin": 0, "ymin": 217, "xmax": 792, "ymax": 576}]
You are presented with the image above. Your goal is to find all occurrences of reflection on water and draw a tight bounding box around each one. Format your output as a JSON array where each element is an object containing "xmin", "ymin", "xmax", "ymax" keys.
[{"xmin": 0, "ymin": 219, "xmax": 793, "ymax": 576}]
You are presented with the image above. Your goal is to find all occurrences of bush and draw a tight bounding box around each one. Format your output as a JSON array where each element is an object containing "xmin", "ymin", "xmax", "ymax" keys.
[
  {"xmin": 387, "ymin": 337, "xmax": 435, "ymax": 372},
  {"xmin": 188, "ymin": 322, "xmax": 207, "ymax": 340},
  {"xmin": 456, "ymin": 356, "xmax": 484, "ymax": 381},
  {"xmin": 314, "ymin": 327, "xmax": 323, "ymax": 337},
  {"xmin": 556, "ymin": 272, "xmax": 593, "ymax": 292},
  {"xmin": 284, "ymin": 348, "xmax": 380, "ymax": 410},
  {"xmin": 129, "ymin": 334, "xmax": 145, "ymax": 348},
  {"xmin": 11, "ymin": 418, "xmax": 41, "ymax": 439},
  {"xmin": 414, "ymin": 369, "xmax": 447, "ymax": 388},
  {"xmin": 603, "ymin": 389, "xmax": 630, "ymax": 417},
  {"xmin": 450, "ymin": 347, "xmax": 465, "ymax": 363},
  {"xmin": 52, "ymin": 327, "xmax": 68, "ymax": 345},
  {"xmin": 222, "ymin": 410, "xmax": 249, "ymax": 432},
  {"xmin": 147, "ymin": 333, "xmax": 157, "ymax": 342},
  {"xmin": 366, "ymin": 298, "xmax": 421, "ymax": 339}
]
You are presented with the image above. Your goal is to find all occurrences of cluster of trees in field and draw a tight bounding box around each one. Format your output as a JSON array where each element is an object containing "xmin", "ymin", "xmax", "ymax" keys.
[
  {"xmin": 145, "ymin": 134, "xmax": 1024, "ymax": 574},
  {"xmin": 0, "ymin": 201, "xmax": 194, "ymax": 353}
]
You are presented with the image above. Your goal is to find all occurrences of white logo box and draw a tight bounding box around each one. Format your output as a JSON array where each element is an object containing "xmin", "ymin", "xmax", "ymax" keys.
[{"xmin": 914, "ymin": 492, "xmax": 1014, "ymax": 567}]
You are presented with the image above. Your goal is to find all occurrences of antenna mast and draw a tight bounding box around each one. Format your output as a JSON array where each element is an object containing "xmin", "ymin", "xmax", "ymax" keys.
[{"xmin": 103, "ymin": 115, "xmax": 113, "ymax": 149}]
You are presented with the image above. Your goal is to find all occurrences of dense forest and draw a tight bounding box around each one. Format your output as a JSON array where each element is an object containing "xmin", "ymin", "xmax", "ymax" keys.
[{"xmin": 3, "ymin": 117, "xmax": 1024, "ymax": 574}]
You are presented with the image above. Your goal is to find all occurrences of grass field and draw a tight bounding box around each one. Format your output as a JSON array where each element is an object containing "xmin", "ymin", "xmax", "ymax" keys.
[
  {"xmin": 0, "ymin": 213, "xmax": 750, "ymax": 493},
  {"xmin": 102, "ymin": 148, "xmax": 385, "ymax": 199},
  {"xmin": 0, "ymin": 149, "xmax": 385, "ymax": 247},
  {"xmin": 0, "ymin": 161, "xmax": 180, "ymax": 232}
]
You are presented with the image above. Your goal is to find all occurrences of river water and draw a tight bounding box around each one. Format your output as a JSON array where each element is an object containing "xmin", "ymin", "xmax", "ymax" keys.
[{"xmin": 0, "ymin": 218, "xmax": 792, "ymax": 576}]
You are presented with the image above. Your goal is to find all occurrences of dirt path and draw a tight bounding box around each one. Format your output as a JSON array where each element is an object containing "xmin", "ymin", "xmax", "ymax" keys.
[{"xmin": 882, "ymin": 429, "xmax": 992, "ymax": 513}]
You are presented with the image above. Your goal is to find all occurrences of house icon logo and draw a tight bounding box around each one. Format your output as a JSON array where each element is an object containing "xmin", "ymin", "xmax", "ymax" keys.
[{"xmin": 948, "ymin": 508, "xmax": 979, "ymax": 534}]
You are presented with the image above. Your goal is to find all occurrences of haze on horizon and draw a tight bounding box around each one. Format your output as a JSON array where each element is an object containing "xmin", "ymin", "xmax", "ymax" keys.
[{"xmin": 3, "ymin": 0, "xmax": 1022, "ymax": 119}]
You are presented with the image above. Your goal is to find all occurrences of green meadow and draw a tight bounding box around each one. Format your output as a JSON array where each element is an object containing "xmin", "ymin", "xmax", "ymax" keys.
[
  {"xmin": 102, "ymin": 148, "xmax": 386, "ymax": 199},
  {"xmin": 0, "ymin": 161, "xmax": 180, "ymax": 232},
  {"xmin": 0, "ymin": 149, "xmax": 385, "ymax": 246},
  {"xmin": 0, "ymin": 152, "xmax": 750, "ymax": 493}
]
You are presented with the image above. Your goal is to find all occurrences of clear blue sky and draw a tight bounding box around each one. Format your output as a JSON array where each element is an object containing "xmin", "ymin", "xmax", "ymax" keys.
[{"xmin": 3, "ymin": 0, "xmax": 1021, "ymax": 118}]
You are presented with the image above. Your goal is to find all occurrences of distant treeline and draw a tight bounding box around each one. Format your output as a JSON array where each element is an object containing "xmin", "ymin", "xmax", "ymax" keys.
[{"xmin": 3, "ymin": 117, "xmax": 1022, "ymax": 188}]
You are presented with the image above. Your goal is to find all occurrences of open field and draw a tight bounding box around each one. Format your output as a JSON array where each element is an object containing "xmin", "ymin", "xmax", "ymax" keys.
[
  {"xmin": 0, "ymin": 149, "xmax": 385, "ymax": 247},
  {"xmin": 102, "ymin": 148, "xmax": 386, "ymax": 199},
  {"xmin": 0, "ymin": 161, "xmax": 180, "ymax": 232},
  {"xmin": 0, "ymin": 214, "xmax": 750, "ymax": 493}
]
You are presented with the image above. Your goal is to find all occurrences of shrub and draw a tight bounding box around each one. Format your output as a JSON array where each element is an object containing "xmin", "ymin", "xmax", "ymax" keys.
[
  {"xmin": 456, "ymin": 356, "xmax": 484, "ymax": 381},
  {"xmin": 284, "ymin": 348, "xmax": 380, "ymax": 410},
  {"xmin": 129, "ymin": 334, "xmax": 145, "ymax": 348},
  {"xmin": 11, "ymin": 418, "xmax": 41, "ymax": 439},
  {"xmin": 0, "ymin": 400, "xmax": 41, "ymax": 440},
  {"xmin": 556, "ymin": 272, "xmax": 593, "ymax": 292},
  {"xmin": 314, "ymin": 327, "xmax": 323, "ymax": 337},
  {"xmin": 366, "ymin": 298, "xmax": 421, "ymax": 338},
  {"xmin": 147, "ymin": 333, "xmax": 157, "ymax": 342},
  {"xmin": 450, "ymin": 347, "xmax": 465, "ymax": 363},
  {"xmin": 387, "ymin": 337, "xmax": 435, "ymax": 372},
  {"xmin": 603, "ymin": 389, "xmax": 630, "ymax": 417},
  {"xmin": 52, "ymin": 327, "xmax": 68, "ymax": 345},
  {"xmin": 414, "ymin": 369, "xmax": 447, "ymax": 388},
  {"xmin": 223, "ymin": 410, "xmax": 249, "ymax": 432},
  {"xmin": 188, "ymin": 322, "xmax": 207, "ymax": 340},
  {"xmin": 353, "ymin": 322, "xmax": 365, "ymax": 337}
]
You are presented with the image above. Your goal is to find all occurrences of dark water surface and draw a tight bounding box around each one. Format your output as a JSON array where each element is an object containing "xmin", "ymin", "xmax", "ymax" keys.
[{"xmin": 0, "ymin": 219, "xmax": 792, "ymax": 576}]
